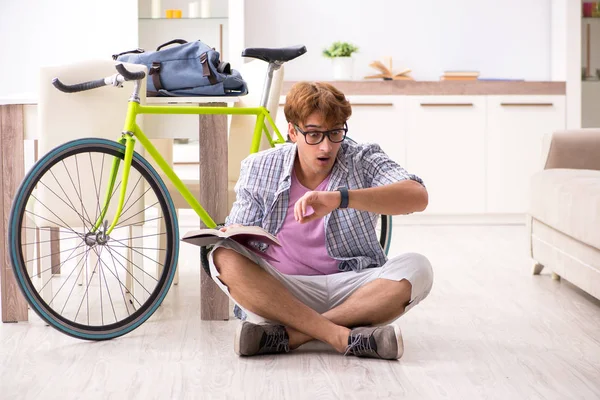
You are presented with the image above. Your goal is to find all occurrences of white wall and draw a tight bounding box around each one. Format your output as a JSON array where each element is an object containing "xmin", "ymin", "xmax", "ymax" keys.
[
  {"xmin": 244, "ymin": 0, "xmax": 552, "ymax": 81},
  {"xmin": 0, "ymin": 0, "xmax": 138, "ymax": 97}
]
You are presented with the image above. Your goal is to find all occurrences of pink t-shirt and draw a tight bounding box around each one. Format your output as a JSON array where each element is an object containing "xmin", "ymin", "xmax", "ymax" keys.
[{"xmin": 263, "ymin": 169, "xmax": 340, "ymax": 276}]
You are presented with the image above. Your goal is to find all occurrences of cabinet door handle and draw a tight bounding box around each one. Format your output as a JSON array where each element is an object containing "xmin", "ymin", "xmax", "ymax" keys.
[
  {"xmin": 500, "ymin": 103, "xmax": 554, "ymax": 107},
  {"xmin": 420, "ymin": 103, "xmax": 474, "ymax": 107}
]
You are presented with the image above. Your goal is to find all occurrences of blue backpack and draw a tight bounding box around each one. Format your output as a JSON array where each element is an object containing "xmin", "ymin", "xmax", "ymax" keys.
[{"xmin": 113, "ymin": 39, "xmax": 248, "ymax": 97}]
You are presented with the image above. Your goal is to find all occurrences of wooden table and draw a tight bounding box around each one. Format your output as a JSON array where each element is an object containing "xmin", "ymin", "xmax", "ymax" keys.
[{"xmin": 0, "ymin": 96, "xmax": 234, "ymax": 323}]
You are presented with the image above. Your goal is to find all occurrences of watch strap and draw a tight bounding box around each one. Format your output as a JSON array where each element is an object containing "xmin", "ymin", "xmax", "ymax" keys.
[{"xmin": 337, "ymin": 186, "xmax": 349, "ymax": 209}]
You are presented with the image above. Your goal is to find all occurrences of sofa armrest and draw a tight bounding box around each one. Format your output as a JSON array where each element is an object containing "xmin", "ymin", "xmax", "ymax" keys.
[{"xmin": 542, "ymin": 129, "xmax": 600, "ymax": 171}]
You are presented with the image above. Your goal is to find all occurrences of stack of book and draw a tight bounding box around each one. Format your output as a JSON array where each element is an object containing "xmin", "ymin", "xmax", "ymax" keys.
[{"xmin": 440, "ymin": 71, "xmax": 479, "ymax": 81}]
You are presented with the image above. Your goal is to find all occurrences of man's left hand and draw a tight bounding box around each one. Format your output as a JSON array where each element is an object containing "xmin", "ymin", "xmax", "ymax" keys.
[{"xmin": 294, "ymin": 190, "xmax": 341, "ymax": 223}]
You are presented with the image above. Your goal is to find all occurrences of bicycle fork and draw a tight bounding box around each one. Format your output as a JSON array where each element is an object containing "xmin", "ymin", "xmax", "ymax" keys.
[{"xmin": 92, "ymin": 134, "xmax": 135, "ymax": 236}]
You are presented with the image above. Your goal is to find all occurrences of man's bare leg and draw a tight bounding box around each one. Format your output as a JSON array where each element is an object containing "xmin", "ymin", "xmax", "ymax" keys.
[
  {"xmin": 212, "ymin": 247, "xmax": 350, "ymax": 353},
  {"xmin": 287, "ymin": 278, "xmax": 412, "ymax": 349}
]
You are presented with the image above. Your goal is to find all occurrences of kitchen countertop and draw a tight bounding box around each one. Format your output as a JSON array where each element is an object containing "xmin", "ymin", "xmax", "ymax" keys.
[{"xmin": 281, "ymin": 80, "xmax": 566, "ymax": 96}]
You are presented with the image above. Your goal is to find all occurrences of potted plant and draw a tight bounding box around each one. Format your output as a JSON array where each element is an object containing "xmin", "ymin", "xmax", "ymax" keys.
[{"xmin": 323, "ymin": 41, "xmax": 359, "ymax": 80}]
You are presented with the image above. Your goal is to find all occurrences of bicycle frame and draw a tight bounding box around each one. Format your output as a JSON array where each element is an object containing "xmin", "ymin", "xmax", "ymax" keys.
[{"xmin": 95, "ymin": 100, "xmax": 286, "ymax": 235}]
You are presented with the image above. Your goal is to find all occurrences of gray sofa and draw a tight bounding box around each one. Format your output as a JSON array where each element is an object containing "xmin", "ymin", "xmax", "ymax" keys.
[{"xmin": 528, "ymin": 129, "xmax": 600, "ymax": 301}]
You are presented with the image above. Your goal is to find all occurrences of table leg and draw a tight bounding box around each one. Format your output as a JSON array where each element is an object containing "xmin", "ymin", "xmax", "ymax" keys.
[
  {"xmin": 1, "ymin": 105, "xmax": 28, "ymax": 322},
  {"xmin": 199, "ymin": 105, "xmax": 229, "ymax": 320}
]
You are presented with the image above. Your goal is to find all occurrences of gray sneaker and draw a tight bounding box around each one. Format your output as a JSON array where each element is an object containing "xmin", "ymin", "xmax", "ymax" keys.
[
  {"xmin": 344, "ymin": 325, "xmax": 404, "ymax": 360},
  {"xmin": 234, "ymin": 321, "xmax": 290, "ymax": 356}
]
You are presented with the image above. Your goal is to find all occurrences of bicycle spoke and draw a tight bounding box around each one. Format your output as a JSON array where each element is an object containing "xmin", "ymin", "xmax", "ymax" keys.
[
  {"xmin": 35, "ymin": 245, "xmax": 87, "ymax": 291},
  {"xmin": 128, "ymin": 232, "xmax": 167, "ymax": 241},
  {"xmin": 22, "ymin": 234, "xmax": 81, "ymax": 246},
  {"xmin": 24, "ymin": 243, "xmax": 84, "ymax": 264},
  {"xmin": 97, "ymin": 246, "xmax": 118, "ymax": 323},
  {"xmin": 103, "ymin": 247, "xmax": 147, "ymax": 306},
  {"xmin": 89, "ymin": 152, "xmax": 101, "ymax": 224},
  {"xmin": 95, "ymin": 246, "xmax": 105, "ymax": 325},
  {"xmin": 24, "ymin": 211, "xmax": 75, "ymax": 238},
  {"xmin": 109, "ymin": 216, "xmax": 163, "ymax": 230},
  {"xmin": 38, "ymin": 180, "xmax": 93, "ymax": 228},
  {"xmin": 49, "ymin": 169, "xmax": 91, "ymax": 229},
  {"xmin": 73, "ymin": 250, "xmax": 92, "ymax": 323},
  {"xmin": 62, "ymin": 159, "xmax": 94, "ymax": 230},
  {"xmin": 109, "ymin": 236, "xmax": 165, "ymax": 271},
  {"xmin": 28, "ymin": 196, "xmax": 82, "ymax": 237},
  {"xmin": 21, "ymin": 226, "xmax": 81, "ymax": 235},
  {"xmin": 74, "ymin": 244, "xmax": 103, "ymax": 324},
  {"xmin": 93, "ymin": 245, "xmax": 117, "ymax": 325},
  {"xmin": 107, "ymin": 246, "xmax": 132, "ymax": 317},
  {"xmin": 48, "ymin": 246, "xmax": 89, "ymax": 307},
  {"xmin": 118, "ymin": 201, "xmax": 159, "ymax": 227},
  {"xmin": 94, "ymin": 178, "xmax": 124, "ymax": 229},
  {"xmin": 75, "ymin": 155, "xmax": 93, "ymax": 233},
  {"xmin": 119, "ymin": 186, "xmax": 152, "ymax": 220},
  {"xmin": 105, "ymin": 242, "xmax": 159, "ymax": 284},
  {"xmin": 119, "ymin": 175, "xmax": 143, "ymax": 219},
  {"xmin": 60, "ymin": 247, "xmax": 91, "ymax": 315},
  {"xmin": 109, "ymin": 245, "xmax": 166, "ymax": 251}
]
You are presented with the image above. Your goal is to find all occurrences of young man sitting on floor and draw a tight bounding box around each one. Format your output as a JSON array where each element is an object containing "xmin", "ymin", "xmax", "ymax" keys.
[{"xmin": 208, "ymin": 82, "xmax": 433, "ymax": 360}]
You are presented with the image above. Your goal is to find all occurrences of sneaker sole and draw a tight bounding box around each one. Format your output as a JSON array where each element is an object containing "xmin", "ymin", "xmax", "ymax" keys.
[
  {"xmin": 393, "ymin": 324, "xmax": 404, "ymax": 359},
  {"xmin": 234, "ymin": 321, "xmax": 247, "ymax": 356}
]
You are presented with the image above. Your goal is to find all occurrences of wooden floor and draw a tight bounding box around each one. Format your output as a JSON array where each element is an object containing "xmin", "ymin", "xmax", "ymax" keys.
[{"xmin": 1, "ymin": 224, "xmax": 600, "ymax": 399}]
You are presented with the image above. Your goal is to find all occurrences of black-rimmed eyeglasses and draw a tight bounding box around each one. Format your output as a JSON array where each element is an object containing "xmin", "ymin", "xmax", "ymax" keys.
[{"xmin": 294, "ymin": 123, "xmax": 348, "ymax": 145}]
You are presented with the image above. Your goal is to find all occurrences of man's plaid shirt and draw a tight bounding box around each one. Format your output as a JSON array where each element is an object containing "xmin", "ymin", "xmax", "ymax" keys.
[{"xmin": 225, "ymin": 140, "xmax": 424, "ymax": 272}]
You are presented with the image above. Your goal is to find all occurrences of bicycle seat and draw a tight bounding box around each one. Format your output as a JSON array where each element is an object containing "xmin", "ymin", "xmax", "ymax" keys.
[{"xmin": 242, "ymin": 45, "xmax": 307, "ymax": 64}]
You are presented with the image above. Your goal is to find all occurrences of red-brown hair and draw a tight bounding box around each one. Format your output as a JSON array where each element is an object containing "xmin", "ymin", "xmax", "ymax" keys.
[{"xmin": 284, "ymin": 82, "xmax": 352, "ymax": 128}]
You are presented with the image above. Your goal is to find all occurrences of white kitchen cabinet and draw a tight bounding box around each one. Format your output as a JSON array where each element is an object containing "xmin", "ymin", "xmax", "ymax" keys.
[
  {"xmin": 405, "ymin": 96, "xmax": 487, "ymax": 214},
  {"xmin": 278, "ymin": 92, "xmax": 567, "ymax": 218},
  {"xmin": 486, "ymin": 95, "xmax": 566, "ymax": 213},
  {"xmin": 345, "ymin": 96, "xmax": 406, "ymax": 166}
]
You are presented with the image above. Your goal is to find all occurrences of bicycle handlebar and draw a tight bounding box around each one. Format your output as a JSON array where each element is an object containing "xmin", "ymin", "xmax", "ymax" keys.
[
  {"xmin": 114, "ymin": 63, "xmax": 146, "ymax": 81},
  {"xmin": 52, "ymin": 77, "xmax": 107, "ymax": 93},
  {"xmin": 52, "ymin": 63, "xmax": 147, "ymax": 93}
]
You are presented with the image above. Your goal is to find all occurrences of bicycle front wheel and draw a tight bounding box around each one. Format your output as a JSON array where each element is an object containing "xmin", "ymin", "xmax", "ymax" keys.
[{"xmin": 9, "ymin": 138, "xmax": 178, "ymax": 340}]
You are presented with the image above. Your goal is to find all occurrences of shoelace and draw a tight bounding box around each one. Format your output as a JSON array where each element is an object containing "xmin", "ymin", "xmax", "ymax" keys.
[
  {"xmin": 263, "ymin": 328, "xmax": 290, "ymax": 353},
  {"xmin": 344, "ymin": 333, "xmax": 376, "ymax": 356}
]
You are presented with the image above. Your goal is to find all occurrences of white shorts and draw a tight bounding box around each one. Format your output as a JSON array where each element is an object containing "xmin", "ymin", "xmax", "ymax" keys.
[{"xmin": 208, "ymin": 239, "xmax": 434, "ymax": 325}]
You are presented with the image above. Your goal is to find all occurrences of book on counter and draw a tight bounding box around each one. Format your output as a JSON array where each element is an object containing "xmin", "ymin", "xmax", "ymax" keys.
[
  {"xmin": 365, "ymin": 57, "xmax": 414, "ymax": 81},
  {"xmin": 440, "ymin": 71, "xmax": 480, "ymax": 81}
]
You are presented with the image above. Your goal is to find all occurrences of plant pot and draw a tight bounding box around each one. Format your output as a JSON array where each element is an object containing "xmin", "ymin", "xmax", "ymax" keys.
[{"xmin": 332, "ymin": 57, "xmax": 354, "ymax": 80}]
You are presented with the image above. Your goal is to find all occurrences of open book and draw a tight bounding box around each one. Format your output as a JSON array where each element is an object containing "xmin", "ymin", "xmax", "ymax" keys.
[
  {"xmin": 364, "ymin": 57, "xmax": 413, "ymax": 81},
  {"xmin": 182, "ymin": 225, "xmax": 281, "ymax": 262}
]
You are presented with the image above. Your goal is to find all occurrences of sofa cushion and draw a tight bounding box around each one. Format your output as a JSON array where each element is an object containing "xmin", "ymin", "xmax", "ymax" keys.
[{"xmin": 529, "ymin": 169, "xmax": 600, "ymax": 250}]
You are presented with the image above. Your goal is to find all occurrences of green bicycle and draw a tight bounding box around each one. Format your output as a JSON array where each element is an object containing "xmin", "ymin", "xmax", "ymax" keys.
[{"xmin": 8, "ymin": 45, "xmax": 393, "ymax": 340}]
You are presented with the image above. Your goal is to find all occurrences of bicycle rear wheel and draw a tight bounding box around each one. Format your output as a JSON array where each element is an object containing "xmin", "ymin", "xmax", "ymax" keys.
[
  {"xmin": 9, "ymin": 138, "xmax": 178, "ymax": 340},
  {"xmin": 377, "ymin": 214, "xmax": 393, "ymax": 255}
]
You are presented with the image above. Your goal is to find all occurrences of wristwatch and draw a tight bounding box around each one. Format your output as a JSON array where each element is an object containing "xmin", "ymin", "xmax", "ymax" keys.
[{"xmin": 336, "ymin": 186, "xmax": 349, "ymax": 209}]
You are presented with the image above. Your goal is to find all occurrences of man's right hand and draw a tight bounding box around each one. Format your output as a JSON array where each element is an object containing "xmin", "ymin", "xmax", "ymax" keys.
[{"xmin": 219, "ymin": 224, "xmax": 242, "ymax": 232}]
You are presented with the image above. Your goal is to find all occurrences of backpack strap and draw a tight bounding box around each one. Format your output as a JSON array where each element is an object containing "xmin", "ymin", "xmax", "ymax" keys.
[
  {"xmin": 200, "ymin": 52, "xmax": 218, "ymax": 85},
  {"xmin": 149, "ymin": 62, "xmax": 164, "ymax": 91},
  {"xmin": 112, "ymin": 48, "xmax": 145, "ymax": 61},
  {"xmin": 217, "ymin": 61, "xmax": 231, "ymax": 74},
  {"xmin": 156, "ymin": 39, "xmax": 188, "ymax": 51}
]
